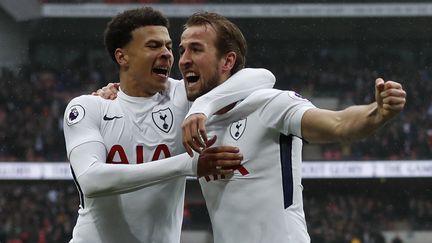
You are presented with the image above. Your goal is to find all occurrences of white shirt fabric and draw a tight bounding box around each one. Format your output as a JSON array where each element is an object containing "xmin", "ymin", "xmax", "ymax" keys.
[
  {"xmin": 63, "ymin": 69, "xmax": 275, "ymax": 243},
  {"xmin": 199, "ymin": 89, "xmax": 315, "ymax": 243}
]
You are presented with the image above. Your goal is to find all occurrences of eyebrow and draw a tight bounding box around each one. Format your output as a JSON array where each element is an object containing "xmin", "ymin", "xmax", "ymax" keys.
[
  {"xmin": 179, "ymin": 42, "xmax": 203, "ymax": 48},
  {"xmin": 147, "ymin": 39, "xmax": 172, "ymax": 45}
]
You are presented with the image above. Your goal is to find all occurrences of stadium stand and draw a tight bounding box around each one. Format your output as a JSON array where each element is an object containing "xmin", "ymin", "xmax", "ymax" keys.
[
  {"xmin": 1, "ymin": 179, "xmax": 431, "ymax": 243},
  {"xmin": 1, "ymin": 46, "xmax": 430, "ymax": 161}
]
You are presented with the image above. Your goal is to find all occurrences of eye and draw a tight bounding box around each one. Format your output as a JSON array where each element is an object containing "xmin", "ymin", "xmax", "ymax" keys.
[
  {"xmin": 147, "ymin": 41, "xmax": 162, "ymax": 49},
  {"xmin": 192, "ymin": 46, "xmax": 203, "ymax": 53},
  {"xmin": 178, "ymin": 47, "xmax": 185, "ymax": 56},
  {"xmin": 147, "ymin": 43, "xmax": 159, "ymax": 49}
]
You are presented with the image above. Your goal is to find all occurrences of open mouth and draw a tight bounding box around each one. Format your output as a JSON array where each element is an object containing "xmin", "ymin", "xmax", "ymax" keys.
[
  {"xmin": 153, "ymin": 67, "xmax": 169, "ymax": 77},
  {"xmin": 185, "ymin": 71, "xmax": 200, "ymax": 83}
]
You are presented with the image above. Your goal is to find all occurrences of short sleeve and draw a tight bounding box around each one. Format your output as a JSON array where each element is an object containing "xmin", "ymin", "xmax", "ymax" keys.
[{"xmin": 257, "ymin": 90, "xmax": 315, "ymax": 137}]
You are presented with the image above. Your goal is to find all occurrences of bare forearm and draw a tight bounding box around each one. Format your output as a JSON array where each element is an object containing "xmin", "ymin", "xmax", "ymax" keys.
[
  {"xmin": 302, "ymin": 102, "xmax": 386, "ymax": 144},
  {"xmin": 336, "ymin": 102, "xmax": 385, "ymax": 142},
  {"xmin": 302, "ymin": 78, "xmax": 406, "ymax": 144}
]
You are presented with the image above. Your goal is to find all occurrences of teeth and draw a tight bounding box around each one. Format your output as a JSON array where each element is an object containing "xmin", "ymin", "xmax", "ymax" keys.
[
  {"xmin": 153, "ymin": 66, "xmax": 169, "ymax": 76},
  {"xmin": 185, "ymin": 71, "xmax": 197, "ymax": 77}
]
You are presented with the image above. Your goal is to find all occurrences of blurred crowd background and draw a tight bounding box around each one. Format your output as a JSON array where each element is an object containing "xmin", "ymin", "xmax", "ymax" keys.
[
  {"xmin": 2, "ymin": 179, "xmax": 431, "ymax": 243},
  {"xmin": 1, "ymin": 46, "xmax": 431, "ymax": 161}
]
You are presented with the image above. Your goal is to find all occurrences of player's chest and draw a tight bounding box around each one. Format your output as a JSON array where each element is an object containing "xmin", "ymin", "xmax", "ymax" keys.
[
  {"xmin": 100, "ymin": 103, "xmax": 185, "ymax": 163},
  {"xmin": 210, "ymin": 113, "xmax": 274, "ymax": 152},
  {"xmin": 205, "ymin": 115, "xmax": 281, "ymax": 181}
]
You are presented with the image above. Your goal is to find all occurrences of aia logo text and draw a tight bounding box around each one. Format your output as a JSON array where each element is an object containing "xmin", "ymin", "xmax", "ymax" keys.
[{"xmin": 106, "ymin": 144, "xmax": 171, "ymax": 164}]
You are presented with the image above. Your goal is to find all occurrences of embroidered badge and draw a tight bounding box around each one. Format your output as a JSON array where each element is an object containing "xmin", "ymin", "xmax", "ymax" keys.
[
  {"xmin": 66, "ymin": 105, "xmax": 85, "ymax": 126},
  {"xmin": 229, "ymin": 118, "xmax": 247, "ymax": 140},
  {"xmin": 288, "ymin": 91, "xmax": 308, "ymax": 101},
  {"xmin": 152, "ymin": 108, "xmax": 173, "ymax": 133}
]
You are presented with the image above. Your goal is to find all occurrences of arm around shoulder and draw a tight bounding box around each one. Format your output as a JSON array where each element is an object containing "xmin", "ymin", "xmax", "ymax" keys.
[{"xmin": 186, "ymin": 68, "xmax": 276, "ymax": 118}]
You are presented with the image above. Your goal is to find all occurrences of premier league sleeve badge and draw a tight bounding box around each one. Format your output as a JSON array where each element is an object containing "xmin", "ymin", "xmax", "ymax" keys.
[{"xmin": 66, "ymin": 105, "xmax": 85, "ymax": 126}]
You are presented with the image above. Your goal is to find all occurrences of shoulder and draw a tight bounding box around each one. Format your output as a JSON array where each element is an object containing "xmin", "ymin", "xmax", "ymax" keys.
[
  {"xmin": 165, "ymin": 78, "xmax": 183, "ymax": 91},
  {"xmin": 164, "ymin": 77, "xmax": 189, "ymax": 108},
  {"xmin": 64, "ymin": 95, "xmax": 104, "ymax": 125},
  {"xmin": 248, "ymin": 88, "xmax": 284, "ymax": 98},
  {"xmin": 159, "ymin": 78, "xmax": 183, "ymax": 97},
  {"xmin": 239, "ymin": 89, "xmax": 284, "ymax": 107},
  {"xmin": 248, "ymin": 89, "xmax": 309, "ymax": 101},
  {"xmin": 239, "ymin": 89, "xmax": 314, "ymax": 117},
  {"xmin": 67, "ymin": 94, "xmax": 105, "ymax": 107}
]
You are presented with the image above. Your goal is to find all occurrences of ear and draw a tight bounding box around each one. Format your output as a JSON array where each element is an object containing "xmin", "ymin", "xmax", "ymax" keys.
[
  {"xmin": 221, "ymin": 51, "xmax": 236, "ymax": 73},
  {"xmin": 115, "ymin": 48, "xmax": 128, "ymax": 67}
]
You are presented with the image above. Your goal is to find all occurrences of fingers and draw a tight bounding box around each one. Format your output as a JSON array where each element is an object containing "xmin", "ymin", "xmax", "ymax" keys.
[
  {"xmin": 182, "ymin": 114, "xmax": 208, "ymax": 156},
  {"xmin": 376, "ymin": 79, "xmax": 406, "ymax": 118},
  {"xmin": 182, "ymin": 120, "xmax": 201, "ymax": 156},
  {"xmin": 205, "ymin": 135, "xmax": 217, "ymax": 147},
  {"xmin": 379, "ymin": 80, "xmax": 406, "ymax": 103},
  {"xmin": 182, "ymin": 126, "xmax": 194, "ymax": 157},
  {"xmin": 204, "ymin": 145, "xmax": 239, "ymax": 154},
  {"xmin": 92, "ymin": 83, "xmax": 119, "ymax": 100},
  {"xmin": 197, "ymin": 145, "xmax": 243, "ymax": 177},
  {"xmin": 108, "ymin": 83, "xmax": 119, "ymax": 99},
  {"xmin": 375, "ymin": 78, "xmax": 385, "ymax": 107},
  {"xmin": 214, "ymin": 163, "xmax": 242, "ymax": 175},
  {"xmin": 375, "ymin": 78, "xmax": 385, "ymax": 93},
  {"xmin": 198, "ymin": 118, "xmax": 208, "ymax": 142}
]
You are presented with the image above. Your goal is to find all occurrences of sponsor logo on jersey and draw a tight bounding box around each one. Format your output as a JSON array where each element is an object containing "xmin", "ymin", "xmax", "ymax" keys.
[
  {"xmin": 204, "ymin": 165, "xmax": 249, "ymax": 182},
  {"xmin": 152, "ymin": 108, "xmax": 173, "ymax": 133},
  {"xmin": 229, "ymin": 118, "xmax": 247, "ymax": 140},
  {"xmin": 66, "ymin": 105, "xmax": 85, "ymax": 126}
]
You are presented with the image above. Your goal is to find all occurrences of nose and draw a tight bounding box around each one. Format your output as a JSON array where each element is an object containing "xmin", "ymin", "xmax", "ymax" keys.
[
  {"xmin": 161, "ymin": 47, "xmax": 173, "ymax": 60},
  {"xmin": 179, "ymin": 50, "xmax": 191, "ymax": 69}
]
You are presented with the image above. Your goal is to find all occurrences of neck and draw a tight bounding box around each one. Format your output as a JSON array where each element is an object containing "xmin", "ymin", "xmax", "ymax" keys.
[{"xmin": 120, "ymin": 73, "xmax": 155, "ymax": 97}]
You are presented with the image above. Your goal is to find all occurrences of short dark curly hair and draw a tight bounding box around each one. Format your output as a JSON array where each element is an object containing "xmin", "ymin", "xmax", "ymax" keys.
[{"xmin": 104, "ymin": 7, "xmax": 169, "ymax": 64}]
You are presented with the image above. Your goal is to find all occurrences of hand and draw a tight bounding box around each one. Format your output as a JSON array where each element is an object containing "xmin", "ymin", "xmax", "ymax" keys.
[
  {"xmin": 375, "ymin": 78, "xmax": 406, "ymax": 121},
  {"xmin": 197, "ymin": 136, "xmax": 243, "ymax": 177},
  {"xmin": 182, "ymin": 113, "xmax": 208, "ymax": 157},
  {"xmin": 92, "ymin": 82, "xmax": 120, "ymax": 100}
]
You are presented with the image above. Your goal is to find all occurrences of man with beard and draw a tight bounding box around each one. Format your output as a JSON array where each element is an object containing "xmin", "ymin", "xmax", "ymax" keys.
[{"xmin": 179, "ymin": 12, "xmax": 406, "ymax": 243}]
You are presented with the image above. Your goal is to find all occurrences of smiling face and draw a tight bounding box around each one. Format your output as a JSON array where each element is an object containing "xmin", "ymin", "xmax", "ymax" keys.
[
  {"xmin": 178, "ymin": 24, "xmax": 231, "ymax": 101},
  {"xmin": 117, "ymin": 25, "xmax": 173, "ymax": 97}
]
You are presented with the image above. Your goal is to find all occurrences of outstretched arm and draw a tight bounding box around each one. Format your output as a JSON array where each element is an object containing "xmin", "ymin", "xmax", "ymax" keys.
[
  {"xmin": 182, "ymin": 68, "xmax": 275, "ymax": 156},
  {"xmin": 301, "ymin": 78, "xmax": 406, "ymax": 144}
]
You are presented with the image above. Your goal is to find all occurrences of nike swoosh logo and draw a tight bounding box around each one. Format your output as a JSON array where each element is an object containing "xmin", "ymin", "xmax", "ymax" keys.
[{"xmin": 103, "ymin": 115, "xmax": 123, "ymax": 121}]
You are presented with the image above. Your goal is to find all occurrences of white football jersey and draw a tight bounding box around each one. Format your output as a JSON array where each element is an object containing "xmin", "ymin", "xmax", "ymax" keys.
[
  {"xmin": 65, "ymin": 78, "xmax": 189, "ymax": 243},
  {"xmin": 63, "ymin": 69, "xmax": 276, "ymax": 243},
  {"xmin": 200, "ymin": 89, "xmax": 315, "ymax": 243}
]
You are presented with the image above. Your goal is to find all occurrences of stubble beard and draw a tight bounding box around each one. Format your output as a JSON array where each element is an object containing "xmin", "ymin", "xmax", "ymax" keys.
[{"xmin": 186, "ymin": 70, "xmax": 221, "ymax": 101}]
